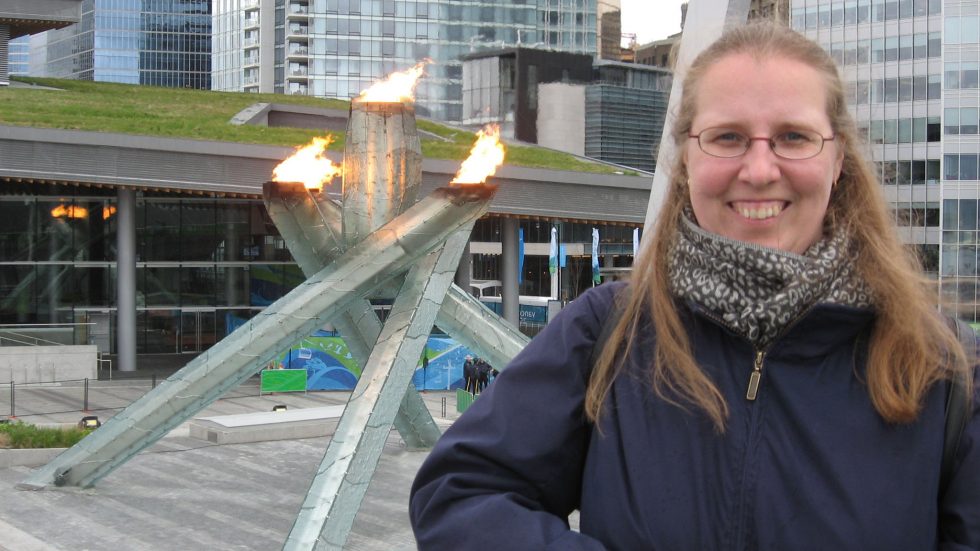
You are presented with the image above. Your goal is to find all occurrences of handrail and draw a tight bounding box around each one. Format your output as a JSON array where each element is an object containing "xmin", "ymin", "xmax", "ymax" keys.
[{"xmin": 0, "ymin": 331, "xmax": 65, "ymax": 347}]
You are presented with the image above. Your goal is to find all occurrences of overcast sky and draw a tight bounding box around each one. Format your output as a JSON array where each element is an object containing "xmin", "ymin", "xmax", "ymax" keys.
[{"xmin": 620, "ymin": 0, "xmax": 686, "ymax": 45}]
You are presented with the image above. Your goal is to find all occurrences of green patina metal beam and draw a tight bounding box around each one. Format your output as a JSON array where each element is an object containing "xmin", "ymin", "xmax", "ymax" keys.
[
  {"xmin": 19, "ymin": 186, "xmax": 494, "ymax": 490},
  {"xmin": 284, "ymin": 226, "xmax": 476, "ymax": 550}
]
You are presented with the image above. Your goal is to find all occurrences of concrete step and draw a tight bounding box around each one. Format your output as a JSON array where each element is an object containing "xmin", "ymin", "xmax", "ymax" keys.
[{"xmin": 188, "ymin": 405, "xmax": 347, "ymax": 445}]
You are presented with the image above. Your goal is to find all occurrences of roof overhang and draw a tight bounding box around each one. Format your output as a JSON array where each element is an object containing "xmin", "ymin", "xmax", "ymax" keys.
[
  {"xmin": 1, "ymin": 0, "xmax": 83, "ymax": 39},
  {"xmin": 0, "ymin": 125, "xmax": 653, "ymax": 225}
]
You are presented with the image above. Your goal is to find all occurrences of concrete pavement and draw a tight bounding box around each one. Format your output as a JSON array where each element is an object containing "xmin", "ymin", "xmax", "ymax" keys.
[{"xmin": 0, "ymin": 379, "xmax": 464, "ymax": 550}]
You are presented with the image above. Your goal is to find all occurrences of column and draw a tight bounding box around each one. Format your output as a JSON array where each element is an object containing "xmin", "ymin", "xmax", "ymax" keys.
[
  {"xmin": 117, "ymin": 188, "xmax": 137, "ymax": 372},
  {"xmin": 501, "ymin": 217, "xmax": 519, "ymax": 327}
]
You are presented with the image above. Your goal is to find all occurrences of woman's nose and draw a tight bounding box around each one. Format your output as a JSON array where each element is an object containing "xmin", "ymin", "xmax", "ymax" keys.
[{"xmin": 739, "ymin": 139, "xmax": 781, "ymax": 186}]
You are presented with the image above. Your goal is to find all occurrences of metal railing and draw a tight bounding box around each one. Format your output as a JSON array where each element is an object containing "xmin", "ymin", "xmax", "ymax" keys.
[
  {"xmin": 1, "ymin": 376, "xmax": 262, "ymax": 421},
  {"xmin": 0, "ymin": 323, "xmax": 95, "ymax": 347}
]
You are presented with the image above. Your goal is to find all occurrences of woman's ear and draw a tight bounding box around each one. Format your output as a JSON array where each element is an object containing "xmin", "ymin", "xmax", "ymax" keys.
[{"xmin": 834, "ymin": 141, "xmax": 845, "ymax": 183}]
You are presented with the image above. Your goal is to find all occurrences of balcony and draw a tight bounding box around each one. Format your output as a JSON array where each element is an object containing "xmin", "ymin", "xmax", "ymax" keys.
[
  {"xmin": 290, "ymin": 85, "xmax": 309, "ymax": 95},
  {"xmin": 244, "ymin": 0, "xmax": 259, "ymax": 9},
  {"xmin": 244, "ymin": 55, "xmax": 260, "ymax": 67},
  {"xmin": 287, "ymin": 4, "xmax": 309, "ymax": 19},
  {"xmin": 243, "ymin": 37, "xmax": 259, "ymax": 49},
  {"xmin": 244, "ymin": 17, "xmax": 260, "ymax": 29},
  {"xmin": 286, "ymin": 26, "xmax": 309, "ymax": 38},
  {"xmin": 287, "ymin": 66, "xmax": 309, "ymax": 80},
  {"xmin": 286, "ymin": 46, "xmax": 309, "ymax": 58}
]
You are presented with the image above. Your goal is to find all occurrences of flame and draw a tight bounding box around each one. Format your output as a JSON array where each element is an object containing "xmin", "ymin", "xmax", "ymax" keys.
[
  {"xmin": 103, "ymin": 205, "xmax": 117, "ymax": 220},
  {"xmin": 356, "ymin": 60, "xmax": 429, "ymax": 103},
  {"xmin": 272, "ymin": 136, "xmax": 342, "ymax": 191},
  {"xmin": 450, "ymin": 125, "xmax": 506, "ymax": 185},
  {"xmin": 51, "ymin": 204, "xmax": 88, "ymax": 219}
]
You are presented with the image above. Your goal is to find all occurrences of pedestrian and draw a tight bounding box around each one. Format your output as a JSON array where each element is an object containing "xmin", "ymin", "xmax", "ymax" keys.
[
  {"xmin": 475, "ymin": 358, "xmax": 492, "ymax": 393},
  {"xmin": 410, "ymin": 22, "xmax": 978, "ymax": 549},
  {"xmin": 462, "ymin": 355, "xmax": 476, "ymax": 394}
]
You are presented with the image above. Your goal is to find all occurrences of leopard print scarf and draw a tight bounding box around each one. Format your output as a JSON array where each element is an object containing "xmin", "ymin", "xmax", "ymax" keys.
[{"xmin": 668, "ymin": 212, "xmax": 874, "ymax": 348}]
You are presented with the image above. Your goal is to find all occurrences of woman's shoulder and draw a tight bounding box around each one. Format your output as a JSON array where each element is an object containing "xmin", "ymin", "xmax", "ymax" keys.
[{"xmin": 566, "ymin": 281, "xmax": 629, "ymax": 319}]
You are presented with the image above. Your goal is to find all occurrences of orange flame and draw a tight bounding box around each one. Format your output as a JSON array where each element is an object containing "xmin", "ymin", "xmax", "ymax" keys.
[
  {"xmin": 272, "ymin": 136, "xmax": 342, "ymax": 191},
  {"xmin": 450, "ymin": 125, "xmax": 506, "ymax": 185},
  {"xmin": 356, "ymin": 60, "xmax": 429, "ymax": 103},
  {"xmin": 51, "ymin": 204, "xmax": 88, "ymax": 219},
  {"xmin": 103, "ymin": 205, "xmax": 117, "ymax": 220}
]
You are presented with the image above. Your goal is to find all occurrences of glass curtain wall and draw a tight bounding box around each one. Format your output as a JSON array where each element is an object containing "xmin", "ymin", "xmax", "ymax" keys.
[
  {"xmin": 33, "ymin": 0, "xmax": 211, "ymax": 88},
  {"xmin": 793, "ymin": 0, "xmax": 963, "ymax": 313},
  {"xmin": 469, "ymin": 217, "xmax": 640, "ymax": 301},
  {"xmin": 0, "ymin": 185, "xmax": 300, "ymax": 354}
]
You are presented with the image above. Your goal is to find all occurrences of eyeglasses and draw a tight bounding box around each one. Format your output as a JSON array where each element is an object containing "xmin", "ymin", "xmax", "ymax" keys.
[{"xmin": 689, "ymin": 127, "xmax": 836, "ymax": 160}]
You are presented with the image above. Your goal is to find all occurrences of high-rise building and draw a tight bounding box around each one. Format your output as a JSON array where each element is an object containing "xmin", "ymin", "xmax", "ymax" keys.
[
  {"xmin": 462, "ymin": 47, "xmax": 670, "ymax": 172},
  {"xmin": 0, "ymin": 0, "xmax": 82, "ymax": 85},
  {"xmin": 792, "ymin": 0, "xmax": 980, "ymax": 319},
  {"xmin": 212, "ymin": 1, "xmax": 600, "ymax": 121},
  {"xmin": 31, "ymin": 0, "xmax": 211, "ymax": 89},
  {"xmin": 597, "ymin": 0, "xmax": 622, "ymax": 61}
]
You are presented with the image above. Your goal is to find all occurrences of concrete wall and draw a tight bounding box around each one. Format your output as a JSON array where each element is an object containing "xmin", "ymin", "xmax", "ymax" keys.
[
  {"xmin": 537, "ymin": 82, "xmax": 586, "ymax": 156},
  {"xmin": 0, "ymin": 346, "xmax": 98, "ymax": 383}
]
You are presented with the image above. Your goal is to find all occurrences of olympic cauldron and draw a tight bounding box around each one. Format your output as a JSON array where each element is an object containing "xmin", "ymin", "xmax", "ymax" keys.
[{"xmin": 21, "ymin": 63, "xmax": 529, "ymax": 551}]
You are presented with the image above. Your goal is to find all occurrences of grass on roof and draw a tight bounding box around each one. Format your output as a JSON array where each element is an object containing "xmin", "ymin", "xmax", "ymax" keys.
[{"xmin": 1, "ymin": 77, "xmax": 635, "ymax": 175}]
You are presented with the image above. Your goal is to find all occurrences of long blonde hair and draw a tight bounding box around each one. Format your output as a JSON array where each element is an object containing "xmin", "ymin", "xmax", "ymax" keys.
[{"xmin": 585, "ymin": 23, "xmax": 969, "ymax": 431}]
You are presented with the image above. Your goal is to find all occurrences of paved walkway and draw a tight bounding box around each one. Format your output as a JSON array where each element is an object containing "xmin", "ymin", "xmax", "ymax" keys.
[{"xmin": 0, "ymin": 380, "xmax": 464, "ymax": 550}]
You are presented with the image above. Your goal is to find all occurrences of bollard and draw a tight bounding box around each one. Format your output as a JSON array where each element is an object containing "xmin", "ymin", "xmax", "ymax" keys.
[
  {"xmin": 83, "ymin": 378, "xmax": 89, "ymax": 412},
  {"xmin": 152, "ymin": 373, "xmax": 157, "ymax": 389},
  {"xmin": 9, "ymin": 380, "xmax": 14, "ymax": 418},
  {"xmin": 441, "ymin": 396, "xmax": 446, "ymax": 418}
]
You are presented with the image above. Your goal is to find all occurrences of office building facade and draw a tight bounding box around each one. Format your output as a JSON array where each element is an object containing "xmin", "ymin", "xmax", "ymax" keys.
[
  {"xmin": 792, "ymin": 0, "xmax": 980, "ymax": 320},
  {"xmin": 212, "ymin": 0, "xmax": 601, "ymax": 121},
  {"xmin": 31, "ymin": 0, "xmax": 211, "ymax": 88},
  {"xmin": 583, "ymin": 61, "xmax": 670, "ymax": 172}
]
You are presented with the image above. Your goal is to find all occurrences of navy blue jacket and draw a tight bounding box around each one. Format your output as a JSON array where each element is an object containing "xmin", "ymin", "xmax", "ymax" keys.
[{"xmin": 410, "ymin": 282, "xmax": 980, "ymax": 550}]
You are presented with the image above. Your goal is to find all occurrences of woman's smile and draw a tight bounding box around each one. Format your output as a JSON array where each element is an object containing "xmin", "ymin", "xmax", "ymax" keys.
[{"xmin": 729, "ymin": 200, "xmax": 787, "ymax": 221}]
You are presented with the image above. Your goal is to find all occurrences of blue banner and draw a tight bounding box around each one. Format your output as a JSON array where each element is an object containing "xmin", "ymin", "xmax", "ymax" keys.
[
  {"xmin": 518, "ymin": 227, "xmax": 525, "ymax": 284},
  {"xmin": 591, "ymin": 228, "xmax": 600, "ymax": 284}
]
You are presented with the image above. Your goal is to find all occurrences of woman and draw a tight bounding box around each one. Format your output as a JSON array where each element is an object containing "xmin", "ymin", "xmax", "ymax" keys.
[{"xmin": 410, "ymin": 23, "xmax": 979, "ymax": 549}]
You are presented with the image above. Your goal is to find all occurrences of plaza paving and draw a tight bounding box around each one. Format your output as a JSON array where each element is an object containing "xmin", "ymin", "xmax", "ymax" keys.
[{"xmin": 0, "ymin": 380, "xmax": 463, "ymax": 550}]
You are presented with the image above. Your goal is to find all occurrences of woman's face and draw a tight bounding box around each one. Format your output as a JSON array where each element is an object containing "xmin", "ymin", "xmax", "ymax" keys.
[{"xmin": 684, "ymin": 53, "xmax": 844, "ymax": 255}]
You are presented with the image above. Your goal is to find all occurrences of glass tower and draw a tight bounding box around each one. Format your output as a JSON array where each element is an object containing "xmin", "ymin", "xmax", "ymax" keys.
[
  {"xmin": 792, "ymin": 0, "xmax": 980, "ymax": 320},
  {"xmin": 33, "ymin": 0, "xmax": 211, "ymax": 89},
  {"xmin": 213, "ymin": 0, "xmax": 599, "ymax": 122}
]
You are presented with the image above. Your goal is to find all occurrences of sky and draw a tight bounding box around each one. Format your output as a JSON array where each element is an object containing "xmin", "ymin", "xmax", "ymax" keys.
[{"xmin": 620, "ymin": 0, "xmax": 687, "ymax": 45}]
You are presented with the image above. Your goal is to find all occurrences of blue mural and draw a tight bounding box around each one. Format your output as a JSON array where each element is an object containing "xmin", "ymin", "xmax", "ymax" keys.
[{"xmin": 273, "ymin": 331, "xmax": 484, "ymax": 391}]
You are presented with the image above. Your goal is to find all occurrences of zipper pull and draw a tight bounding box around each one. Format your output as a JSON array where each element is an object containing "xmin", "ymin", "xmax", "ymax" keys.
[{"xmin": 746, "ymin": 350, "xmax": 764, "ymax": 401}]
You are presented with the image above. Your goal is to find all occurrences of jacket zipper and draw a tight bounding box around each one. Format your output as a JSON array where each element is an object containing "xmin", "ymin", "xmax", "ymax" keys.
[
  {"xmin": 694, "ymin": 303, "xmax": 821, "ymax": 551},
  {"xmin": 746, "ymin": 350, "xmax": 764, "ymax": 400}
]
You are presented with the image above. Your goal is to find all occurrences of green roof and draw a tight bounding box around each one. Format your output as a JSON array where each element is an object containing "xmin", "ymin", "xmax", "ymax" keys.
[{"xmin": 2, "ymin": 77, "xmax": 635, "ymax": 176}]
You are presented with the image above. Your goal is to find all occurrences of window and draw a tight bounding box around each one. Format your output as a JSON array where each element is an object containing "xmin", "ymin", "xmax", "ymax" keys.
[
  {"xmin": 964, "ymin": 62, "xmax": 979, "ymax": 89},
  {"xmin": 962, "ymin": 155, "xmax": 979, "ymax": 181},
  {"xmin": 928, "ymin": 32, "xmax": 941, "ymax": 58},
  {"xmin": 947, "ymin": 17, "xmax": 961, "ymax": 45},
  {"xmin": 913, "ymin": 75, "xmax": 928, "ymax": 100},
  {"xmin": 928, "ymin": 74, "xmax": 941, "ymax": 99},
  {"xmin": 947, "ymin": 61, "xmax": 961, "ymax": 89},
  {"xmin": 928, "ymin": 117, "xmax": 941, "ymax": 142},
  {"xmin": 913, "ymin": 117, "xmax": 927, "ymax": 142},
  {"xmin": 946, "ymin": 108, "xmax": 960, "ymax": 135},
  {"xmin": 963, "ymin": 108, "xmax": 979, "ymax": 135},
  {"xmin": 946, "ymin": 154, "xmax": 960, "ymax": 181},
  {"xmin": 913, "ymin": 33, "xmax": 928, "ymax": 59}
]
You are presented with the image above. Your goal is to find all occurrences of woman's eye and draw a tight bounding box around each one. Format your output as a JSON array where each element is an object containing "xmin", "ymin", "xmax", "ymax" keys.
[
  {"xmin": 713, "ymin": 132, "xmax": 744, "ymax": 143},
  {"xmin": 779, "ymin": 131, "xmax": 814, "ymax": 143}
]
